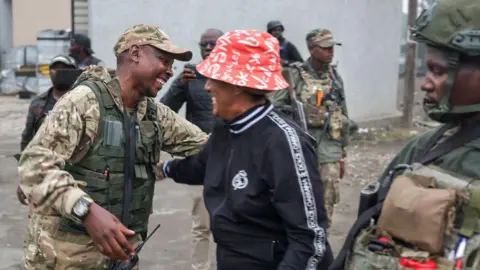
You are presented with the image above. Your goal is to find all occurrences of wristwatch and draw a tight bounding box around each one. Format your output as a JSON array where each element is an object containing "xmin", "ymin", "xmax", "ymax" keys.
[{"xmin": 72, "ymin": 196, "xmax": 93, "ymax": 221}]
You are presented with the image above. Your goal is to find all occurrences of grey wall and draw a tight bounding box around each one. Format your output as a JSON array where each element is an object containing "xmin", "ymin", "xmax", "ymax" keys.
[
  {"xmin": 0, "ymin": 0, "xmax": 13, "ymax": 69},
  {"xmin": 89, "ymin": 0, "xmax": 403, "ymax": 121}
]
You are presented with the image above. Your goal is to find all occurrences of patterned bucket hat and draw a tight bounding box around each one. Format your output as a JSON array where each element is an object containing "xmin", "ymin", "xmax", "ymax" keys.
[{"xmin": 196, "ymin": 29, "xmax": 289, "ymax": 91}]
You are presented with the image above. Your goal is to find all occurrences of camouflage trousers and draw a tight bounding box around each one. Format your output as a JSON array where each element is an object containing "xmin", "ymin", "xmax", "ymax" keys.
[
  {"xmin": 23, "ymin": 213, "xmax": 142, "ymax": 270},
  {"xmin": 319, "ymin": 162, "xmax": 341, "ymax": 230}
]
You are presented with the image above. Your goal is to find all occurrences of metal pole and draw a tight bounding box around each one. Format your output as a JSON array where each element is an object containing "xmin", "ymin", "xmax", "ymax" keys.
[
  {"xmin": 402, "ymin": 0, "xmax": 418, "ymax": 128},
  {"xmin": 71, "ymin": 0, "xmax": 75, "ymax": 35}
]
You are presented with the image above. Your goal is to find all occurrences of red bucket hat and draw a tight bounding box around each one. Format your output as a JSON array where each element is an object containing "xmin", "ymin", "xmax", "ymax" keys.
[{"xmin": 196, "ymin": 29, "xmax": 289, "ymax": 91}]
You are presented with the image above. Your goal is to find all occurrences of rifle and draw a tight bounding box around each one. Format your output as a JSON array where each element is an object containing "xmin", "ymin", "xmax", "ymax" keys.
[
  {"xmin": 281, "ymin": 68, "xmax": 307, "ymax": 131},
  {"xmin": 109, "ymin": 224, "xmax": 161, "ymax": 270},
  {"xmin": 319, "ymin": 68, "xmax": 343, "ymax": 143}
]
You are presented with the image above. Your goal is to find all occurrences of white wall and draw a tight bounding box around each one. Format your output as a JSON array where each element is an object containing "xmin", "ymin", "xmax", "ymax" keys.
[{"xmin": 89, "ymin": 0, "xmax": 403, "ymax": 121}]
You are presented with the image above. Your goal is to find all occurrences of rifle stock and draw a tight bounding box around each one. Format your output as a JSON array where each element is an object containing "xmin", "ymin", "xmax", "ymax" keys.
[{"xmin": 281, "ymin": 68, "xmax": 307, "ymax": 131}]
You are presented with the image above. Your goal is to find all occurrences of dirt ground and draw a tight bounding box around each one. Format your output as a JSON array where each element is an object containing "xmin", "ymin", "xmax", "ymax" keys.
[{"xmin": 0, "ymin": 84, "xmax": 427, "ymax": 269}]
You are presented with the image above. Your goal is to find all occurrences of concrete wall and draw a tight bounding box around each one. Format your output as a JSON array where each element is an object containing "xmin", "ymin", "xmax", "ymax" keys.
[
  {"xmin": 0, "ymin": 0, "xmax": 13, "ymax": 68},
  {"xmin": 12, "ymin": 0, "xmax": 71, "ymax": 46},
  {"xmin": 89, "ymin": 0, "xmax": 403, "ymax": 121}
]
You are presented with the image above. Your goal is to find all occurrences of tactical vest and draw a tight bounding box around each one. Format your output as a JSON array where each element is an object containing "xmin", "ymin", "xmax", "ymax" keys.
[
  {"xmin": 291, "ymin": 63, "xmax": 345, "ymax": 140},
  {"xmin": 58, "ymin": 78, "xmax": 161, "ymax": 235},
  {"xmin": 345, "ymin": 163, "xmax": 480, "ymax": 270}
]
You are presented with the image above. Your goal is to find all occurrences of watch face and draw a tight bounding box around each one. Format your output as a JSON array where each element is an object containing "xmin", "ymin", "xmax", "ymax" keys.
[{"xmin": 74, "ymin": 199, "xmax": 89, "ymax": 217}]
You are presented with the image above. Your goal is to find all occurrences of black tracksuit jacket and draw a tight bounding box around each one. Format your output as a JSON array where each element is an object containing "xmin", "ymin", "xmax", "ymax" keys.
[{"xmin": 164, "ymin": 101, "xmax": 333, "ymax": 270}]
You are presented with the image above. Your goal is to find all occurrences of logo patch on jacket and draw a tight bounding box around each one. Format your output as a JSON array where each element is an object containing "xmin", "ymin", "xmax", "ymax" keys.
[{"xmin": 232, "ymin": 170, "xmax": 249, "ymax": 190}]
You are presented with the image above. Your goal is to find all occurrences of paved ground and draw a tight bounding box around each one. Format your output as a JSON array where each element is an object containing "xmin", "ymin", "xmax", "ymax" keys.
[{"xmin": 0, "ymin": 92, "xmax": 423, "ymax": 269}]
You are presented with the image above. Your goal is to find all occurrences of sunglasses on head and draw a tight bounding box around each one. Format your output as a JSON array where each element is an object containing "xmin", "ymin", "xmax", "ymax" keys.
[{"xmin": 199, "ymin": 40, "xmax": 216, "ymax": 47}]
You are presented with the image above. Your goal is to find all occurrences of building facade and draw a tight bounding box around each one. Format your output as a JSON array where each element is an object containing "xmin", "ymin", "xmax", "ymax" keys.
[
  {"xmin": 89, "ymin": 0, "xmax": 403, "ymax": 122},
  {"xmin": 12, "ymin": 0, "xmax": 72, "ymax": 47}
]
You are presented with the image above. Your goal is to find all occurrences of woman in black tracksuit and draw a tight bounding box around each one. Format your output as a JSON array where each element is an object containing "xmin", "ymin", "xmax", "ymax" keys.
[{"xmin": 160, "ymin": 29, "xmax": 333, "ymax": 270}]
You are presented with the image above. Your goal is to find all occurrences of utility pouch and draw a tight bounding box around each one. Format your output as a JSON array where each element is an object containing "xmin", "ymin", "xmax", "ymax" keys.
[
  {"xmin": 103, "ymin": 120, "xmax": 123, "ymax": 147},
  {"xmin": 378, "ymin": 173, "xmax": 457, "ymax": 254}
]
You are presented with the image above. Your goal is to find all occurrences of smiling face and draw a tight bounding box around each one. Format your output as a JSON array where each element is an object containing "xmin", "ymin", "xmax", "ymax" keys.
[
  {"xmin": 421, "ymin": 46, "xmax": 480, "ymax": 111},
  {"xmin": 204, "ymin": 78, "xmax": 239, "ymax": 120},
  {"xmin": 130, "ymin": 45, "xmax": 174, "ymax": 98}
]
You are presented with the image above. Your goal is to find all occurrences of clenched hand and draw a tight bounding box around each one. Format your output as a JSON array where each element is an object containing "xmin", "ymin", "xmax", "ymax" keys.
[{"xmin": 83, "ymin": 203, "xmax": 135, "ymax": 261}]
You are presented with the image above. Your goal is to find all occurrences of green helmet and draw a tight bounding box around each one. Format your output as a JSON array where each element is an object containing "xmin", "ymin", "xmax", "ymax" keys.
[{"xmin": 412, "ymin": 0, "xmax": 480, "ymax": 122}]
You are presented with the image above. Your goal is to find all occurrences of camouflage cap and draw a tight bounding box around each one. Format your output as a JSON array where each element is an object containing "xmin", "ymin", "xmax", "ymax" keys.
[
  {"xmin": 113, "ymin": 24, "xmax": 192, "ymax": 61},
  {"xmin": 306, "ymin": 29, "xmax": 342, "ymax": 48}
]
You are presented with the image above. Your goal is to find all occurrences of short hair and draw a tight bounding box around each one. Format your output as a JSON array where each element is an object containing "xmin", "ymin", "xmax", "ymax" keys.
[{"xmin": 201, "ymin": 28, "xmax": 224, "ymax": 38}]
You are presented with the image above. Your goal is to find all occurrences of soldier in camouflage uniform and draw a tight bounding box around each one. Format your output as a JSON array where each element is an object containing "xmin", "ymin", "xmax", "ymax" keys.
[
  {"xmin": 330, "ymin": 0, "xmax": 480, "ymax": 269},
  {"xmin": 271, "ymin": 29, "xmax": 350, "ymax": 230},
  {"xmin": 18, "ymin": 24, "xmax": 208, "ymax": 269}
]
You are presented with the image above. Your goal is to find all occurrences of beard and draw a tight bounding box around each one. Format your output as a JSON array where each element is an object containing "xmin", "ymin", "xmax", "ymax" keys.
[
  {"xmin": 69, "ymin": 51, "xmax": 81, "ymax": 62},
  {"xmin": 54, "ymin": 83, "xmax": 73, "ymax": 91}
]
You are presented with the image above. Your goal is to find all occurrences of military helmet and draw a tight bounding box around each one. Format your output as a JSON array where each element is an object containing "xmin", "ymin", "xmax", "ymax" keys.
[
  {"xmin": 412, "ymin": 0, "xmax": 480, "ymax": 56},
  {"xmin": 267, "ymin": 20, "xmax": 284, "ymax": 33},
  {"xmin": 411, "ymin": 0, "xmax": 480, "ymax": 122}
]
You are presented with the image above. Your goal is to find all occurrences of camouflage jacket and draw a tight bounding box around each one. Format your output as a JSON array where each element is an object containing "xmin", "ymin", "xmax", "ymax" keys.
[
  {"xmin": 20, "ymin": 88, "xmax": 58, "ymax": 151},
  {"xmin": 18, "ymin": 67, "xmax": 208, "ymax": 221},
  {"xmin": 271, "ymin": 59, "xmax": 350, "ymax": 164}
]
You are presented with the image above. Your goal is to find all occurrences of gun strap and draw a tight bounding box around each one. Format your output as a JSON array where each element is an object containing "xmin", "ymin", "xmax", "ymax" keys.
[
  {"xmin": 330, "ymin": 122, "xmax": 480, "ymax": 270},
  {"xmin": 416, "ymin": 122, "xmax": 480, "ymax": 164},
  {"xmin": 122, "ymin": 104, "xmax": 137, "ymax": 226}
]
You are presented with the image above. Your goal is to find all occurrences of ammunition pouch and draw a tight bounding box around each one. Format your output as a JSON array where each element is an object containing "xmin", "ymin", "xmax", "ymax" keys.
[
  {"xmin": 378, "ymin": 172, "xmax": 457, "ymax": 253},
  {"xmin": 304, "ymin": 103, "xmax": 327, "ymax": 128}
]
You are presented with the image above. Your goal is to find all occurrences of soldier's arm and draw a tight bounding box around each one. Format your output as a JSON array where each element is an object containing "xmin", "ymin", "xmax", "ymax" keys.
[
  {"xmin": 157, "ymin": 103, "xmax": 209, "ymax": 157},
  {"xmin": 270, "ymin": 68, "xmax": 301, "ymax": 113},
  {"xmin": 18, "ymin": 86, "xmax": 99, "ymax": 219},
  {"xmin": 270, "ymin": 88, "xmax": 290, "ymax": 108},
  {"xmin": 20, "ymin": 102, "xmax": 38, "ymax": 151},
  {"xmin": 160, "ymin": 75, "xmax": 187, "ymax": 113},
  {"xmin": 287, "ymin": 42, "xmax": 304, "ymax": 63}
]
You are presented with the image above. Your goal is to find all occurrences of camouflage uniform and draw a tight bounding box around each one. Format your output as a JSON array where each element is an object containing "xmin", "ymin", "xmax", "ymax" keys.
[
  {"xmin": 271, "ymin": 29, "xmax": 350, "ymax": 229},
  {"xmin": 18, "ymin": 25, "xmax": 206, "ymax": 269}
]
